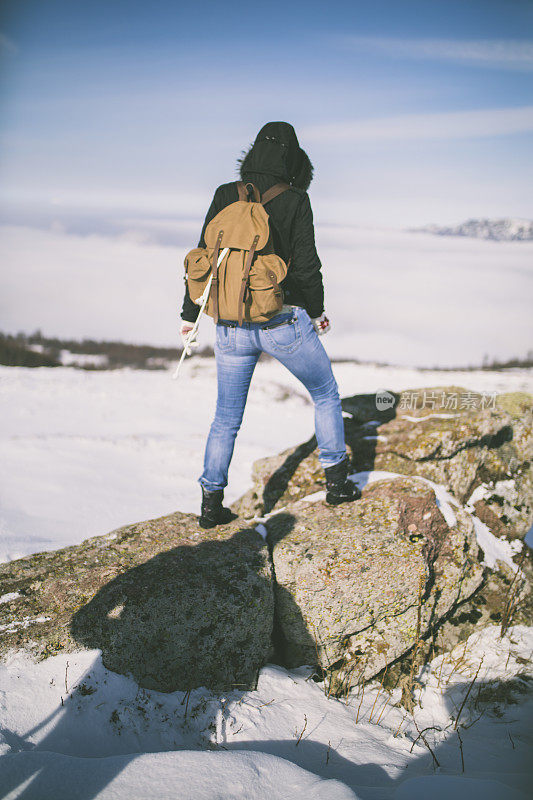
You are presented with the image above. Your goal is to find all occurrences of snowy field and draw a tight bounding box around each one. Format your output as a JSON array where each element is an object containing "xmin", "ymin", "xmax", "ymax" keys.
[{"xmin": 1, "ymin": 362, "xmax": 532, "ymax": 798}]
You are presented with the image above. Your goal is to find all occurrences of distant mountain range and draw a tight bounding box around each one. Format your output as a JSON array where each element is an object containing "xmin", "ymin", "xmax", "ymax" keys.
[{"xmin": 412, "ymin": 218, "xmax": 533, "ymax": 241}]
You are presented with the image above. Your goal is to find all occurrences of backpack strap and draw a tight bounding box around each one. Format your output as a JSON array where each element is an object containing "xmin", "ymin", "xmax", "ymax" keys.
[
  {"xmin": 236, "ymin": 181, "xmax": 260, "ymax": 202},
  {"xmin": 210, "ymin": 230, "xmax": 223, "ymax": 323},
  {"xmin": 261, "ymin": 183, "xmax": 290, "ymax": 205},
  {"xmin": 266, "ymin": 268, "xmax": 283, "ymax": 302},
  {"xmin": 238, "ymin": 234, "xmax": 260, "ymax": 326}
]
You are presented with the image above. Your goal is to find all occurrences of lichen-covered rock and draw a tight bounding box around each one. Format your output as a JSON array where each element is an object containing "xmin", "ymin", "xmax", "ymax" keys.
[
  {"xmin": 0, "ymin": 512, "xmax": 273, "ymax": 692},
  {"xmin": 355, "ymin": 389, "xmax": 533, "ymax": 538},
  {"xmin": 268, "ymin": 476, "xmax": 484, "ymax": 687},
  {"xmin": 233, "ymin": 436, "xmax": 324, "ymax": 519},
  {"xmin": 234, "ymin": 388, "xmax": 533, "ymax": 541}
]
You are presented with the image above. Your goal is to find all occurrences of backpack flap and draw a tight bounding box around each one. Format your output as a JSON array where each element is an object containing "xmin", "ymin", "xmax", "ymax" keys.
[
  {"xmin": 248, "ymin": 254, "xmax": 288, "ymax": 290},
  {"xmin": 204, "ymin": 201, "xmax": 270, "ymax": 251}
]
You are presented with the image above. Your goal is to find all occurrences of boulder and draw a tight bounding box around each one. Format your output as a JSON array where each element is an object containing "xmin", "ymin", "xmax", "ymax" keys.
[
  {"xmin": 268, "ymin": 475, "xmax": 484, "ymax": 688},
  {"xmin": 349, "ymin": 389, "xmax": 533, "ymax": 538},
  {"xmin": 233, "ymin": 388, "xmax": 533, "ymax": 540},
  {"xmin": 0, "ymin": 513, "xmax": 273, "ymax": 692}
]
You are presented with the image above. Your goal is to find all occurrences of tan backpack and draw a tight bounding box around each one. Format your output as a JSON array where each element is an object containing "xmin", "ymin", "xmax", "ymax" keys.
[{"xmin": 184, "ymin": 181, "xmax": 290, "ymax": 325}]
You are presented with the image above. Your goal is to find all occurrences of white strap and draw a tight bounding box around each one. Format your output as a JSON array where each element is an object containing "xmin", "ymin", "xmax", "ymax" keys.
[{"xmin": 172, "ymin": 248, "xmax": 229, "ymax": 380}]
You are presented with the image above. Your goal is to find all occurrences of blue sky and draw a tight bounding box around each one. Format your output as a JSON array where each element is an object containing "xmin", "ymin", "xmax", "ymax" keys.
[{"xmin": 1, "ymin": 0, "xmax": 532, "ymax": 225}]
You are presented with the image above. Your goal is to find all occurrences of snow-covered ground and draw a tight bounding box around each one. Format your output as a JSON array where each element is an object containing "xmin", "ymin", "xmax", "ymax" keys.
[
  {"xmin": 1, "ymin": 361, "xmax": 532, "ymax": 562},
  {"xmin": 0, "ymin": 625, "xmax": 531, "ymax": 799},
  {"xmin": 1, "ymin": 362, "xmax": 532, "ymax": 799}
]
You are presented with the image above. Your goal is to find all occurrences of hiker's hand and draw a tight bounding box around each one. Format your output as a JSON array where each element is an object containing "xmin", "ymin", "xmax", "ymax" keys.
[
  {"xmin": 180, "ymin": 321, "xmax": 199, "ymax": 355},
  {"xmin": 312, "ymin": 313, "xmax": 330, "ymax": 336}
]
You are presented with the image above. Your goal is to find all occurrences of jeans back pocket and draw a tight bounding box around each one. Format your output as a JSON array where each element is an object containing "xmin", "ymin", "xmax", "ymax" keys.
[
  {"xmin": 216, "ymin": 323, "xmax": 236, "ymax": 352},
  {"xmin": 263, "ymin": 317, "xmax": 301, "ymax": 353}
]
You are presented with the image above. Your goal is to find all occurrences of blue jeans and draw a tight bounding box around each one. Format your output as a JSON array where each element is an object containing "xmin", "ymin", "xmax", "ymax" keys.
[{"xmin": 199, "ymin": 307, "xmax": 347, "ymax": 492}]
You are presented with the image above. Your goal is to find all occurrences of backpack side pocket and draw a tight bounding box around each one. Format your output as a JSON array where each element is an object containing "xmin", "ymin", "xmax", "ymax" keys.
[
  {"xmin": 247, "ymin": 254, "xmax": 288, "ymax": 321},
  {"xmin": 184, "ymin": 248, "xmax": 211, "ymax": 305}
]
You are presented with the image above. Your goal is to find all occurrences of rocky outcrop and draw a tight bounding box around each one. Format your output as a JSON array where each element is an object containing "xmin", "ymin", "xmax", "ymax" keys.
[
  {"xmin": 0, "ymin": 513, "xmax": 273, "ymax": 692},
  {"xmin": 235, "ymin": 387, "xmax": 532, "ymax": 684},
  {"xmin": 0, "ymin": 387, "xmax": 530, "ymax": 693},
  {"xmin": 269, "ymin": 476, "xmax": 483, "ymax": 688},
  {"xmin": 234, "ymin": 388, "xmax": 533, "ymax": 541}
]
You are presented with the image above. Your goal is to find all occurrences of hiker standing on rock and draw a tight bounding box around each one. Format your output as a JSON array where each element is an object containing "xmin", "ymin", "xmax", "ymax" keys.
[{"xmin": 180, "ymin": 121, "xmax": 360, "ymax": 528}]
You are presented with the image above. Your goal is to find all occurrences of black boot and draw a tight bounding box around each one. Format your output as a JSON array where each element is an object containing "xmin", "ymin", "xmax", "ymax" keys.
[
  {"xmin": 324, "ymin": 456, "xmax": 361, "ymax": 506},
  {"xmin": 199, "ymin": 487, "xmax": 236, "ymax": 529}
]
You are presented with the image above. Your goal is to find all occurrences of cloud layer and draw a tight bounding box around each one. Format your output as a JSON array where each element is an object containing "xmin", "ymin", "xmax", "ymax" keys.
[
  {"xmin": 343, "ymin": 36, "xmax": 533, "ymax": 70},
  {"xmin": 302, "ymin": 105, "xmax": 533, "ymax": 143},
  {"xmin": 2, "ymin": 221, "xmax": 532, "ymax": 367}
]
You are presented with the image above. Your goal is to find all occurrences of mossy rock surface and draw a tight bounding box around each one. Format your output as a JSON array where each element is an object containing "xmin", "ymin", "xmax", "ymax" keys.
[
  {"xmin": 268, "ymin": 476, "xmax": 483, "ymax": 686},
  {"xmin": 0, "ymin": 512, "xmax": 273, "ymax": 692}
]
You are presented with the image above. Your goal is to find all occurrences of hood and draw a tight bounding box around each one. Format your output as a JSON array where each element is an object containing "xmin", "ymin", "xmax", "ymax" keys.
[{"xmin": 237, "ymin": 121, "xmax": 314, "ymax": 191}]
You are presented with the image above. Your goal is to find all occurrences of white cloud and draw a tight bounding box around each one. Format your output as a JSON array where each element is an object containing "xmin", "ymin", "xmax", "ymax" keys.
[
  {"xmin": 344, "ymin": 36, "xmax": 533, "ymax": 70},
  {"xmin": 1, "ymin": 186, "xmax": 209, "ymax": 218},
  {"xmin": 1, "ymin": 223, "xmax": 532, "ymax": 367},
  {"xmin": 302, "ymin": 105, "xmax": 533, "ymax": 143}
]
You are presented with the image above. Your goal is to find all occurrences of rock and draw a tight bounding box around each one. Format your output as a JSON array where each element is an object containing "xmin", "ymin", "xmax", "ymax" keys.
[
  {"xmin": 267, "ymin": 475, "xmax": 484, "ymax": 688},
  {"xmin": 234, "ymin": 388, "xmax": 533, "ymax": 540},
  {"xmin": 233, "ymin": 387, "xmax": 532, "ymax": 681},
  {"xmin": 0, "ymin": 512, "xmax": 273, "ymax": 692},
  {"xmin": 354, "ymin": 389, "xmax": 533, "ymax": 538},
  {"xmin": 233, "ymin": 436, "xmax": 322, "ymax": 519}
]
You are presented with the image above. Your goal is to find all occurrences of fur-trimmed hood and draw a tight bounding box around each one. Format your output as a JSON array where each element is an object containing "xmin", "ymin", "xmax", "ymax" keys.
[{"xmin": 237, "ymin": 121, "xmax": 313, "ymax": 191}]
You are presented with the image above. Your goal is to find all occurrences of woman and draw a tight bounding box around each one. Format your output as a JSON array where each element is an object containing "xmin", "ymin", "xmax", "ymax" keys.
[{"xmin": 180, "ymin": 121, "xmax": 360, "ymax": 528}]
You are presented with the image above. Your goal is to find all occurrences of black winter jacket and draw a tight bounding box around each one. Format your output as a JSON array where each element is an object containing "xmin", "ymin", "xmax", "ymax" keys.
[{"xmin": 181, "ymin": 121, "xmax": 324, "ymax": 323}]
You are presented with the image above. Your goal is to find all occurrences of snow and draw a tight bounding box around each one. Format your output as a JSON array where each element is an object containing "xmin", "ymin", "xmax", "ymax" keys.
[
  {"xmin": 469, "ymin": 517, "xmax": 522, "ymax": 573},
  {"xmin": 1, "ymin": 363, "xmax": 532, "ymax": 797},
  {"xmin": 466, "ymin": 485, "xmax": 491, "ymax": 506},
  {"xmin": 525, "ymin": 525, "xmax": 533, "ymax": 550},
  {"xmin": 401, "ymin": 413, "xmax": 457, "ymax": 422},
  {"xmin": 0, "ymin": 593, "xmax": 20, "ymax": 604},
  {"xmin": 0, "ymin": 626, "xmax": 531, "ymax": 799},
  {"xmin": 255, "ymin": 523, "xmax": 268, "ymax": 540},
  {"xmin": 463, "ymin": 482, "xmax": 527, "ymax": 571},
  {"xmin": 59, "ymin": 351, "xmax": 109, "ymax": 368},
  {"xmin": 301, "ymin": 491, "xmax": 327, "ymax": 503},
  {"xmin": 393, "ymin": 775, "xmax": 528, "ymax": 800},
  {"xmin": 0, "ymin": 615, "xmax": 50, "ymax": 634},
  {"xmin": 0, "ymin": 751, "xmax": 358, "ymax": 800},
  {"xmin": 464, "ymin": 489, "xmax": 523, "ymax": 573}
]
